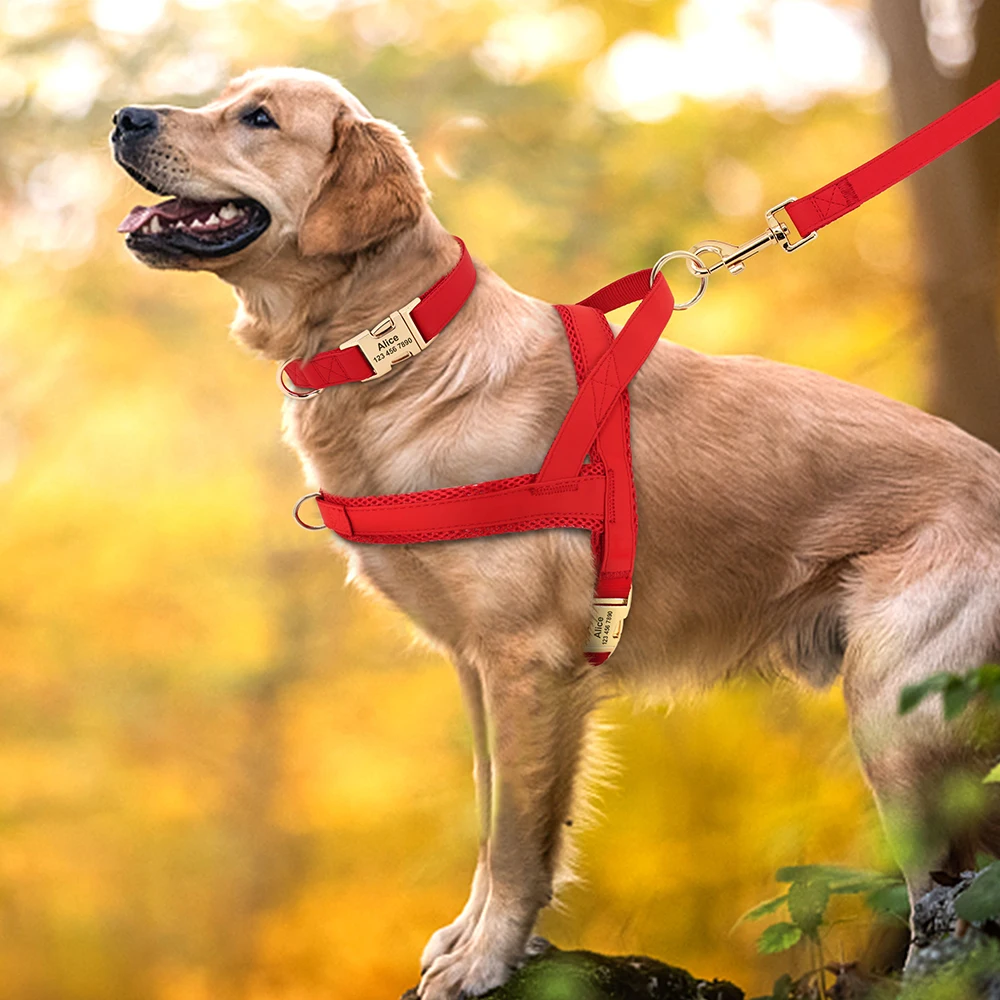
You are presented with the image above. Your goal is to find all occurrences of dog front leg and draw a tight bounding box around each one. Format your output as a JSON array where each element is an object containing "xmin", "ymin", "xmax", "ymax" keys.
[
  {"xmin": 418, "ymin": 650, "xmax": 599, "ymax": 1000},
  {"xmin": 421, "ymin": 661, "xmax": 493, "ymax": 971}
]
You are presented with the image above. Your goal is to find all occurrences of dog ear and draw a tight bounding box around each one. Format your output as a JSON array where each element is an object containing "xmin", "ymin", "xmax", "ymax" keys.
[{"xmin": 298, "ymin": 111, "xmax": 427, "ymax": 257}]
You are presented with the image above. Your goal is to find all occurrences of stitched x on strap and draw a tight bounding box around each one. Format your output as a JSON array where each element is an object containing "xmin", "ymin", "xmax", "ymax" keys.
[
  {"xmin": 786, "ymin": 78, "xmax": 1000, "ymax": 237},
  {"xmin": 538, "ymin": 273, "xmax": 670, "ymax": 483}
]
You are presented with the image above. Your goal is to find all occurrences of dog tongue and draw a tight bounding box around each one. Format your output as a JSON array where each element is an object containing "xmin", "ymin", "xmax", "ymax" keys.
[{"xmin": 117, "ymin": 198, "xmax": 205, "ymax": 233}]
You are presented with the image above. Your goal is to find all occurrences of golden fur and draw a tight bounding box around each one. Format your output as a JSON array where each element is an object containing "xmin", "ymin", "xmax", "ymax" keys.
[{"xmin": 114, "ymin": 67, "xmax": 1000, "ymax": 995}]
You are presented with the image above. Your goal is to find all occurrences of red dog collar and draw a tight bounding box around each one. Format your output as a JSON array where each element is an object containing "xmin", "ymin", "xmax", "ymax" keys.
[{"xmin": 278, "ymin": 236, "xmax": 476, "ymax": 396}]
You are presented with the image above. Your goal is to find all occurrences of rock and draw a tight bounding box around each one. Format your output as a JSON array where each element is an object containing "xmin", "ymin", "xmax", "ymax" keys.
[
  {"xmin": 903, "ymin": 871, "xmax": 1000, "ymax": 996},
  {"xmin": 403, "ymin": 938, "xmax": 744, "ymax": 1000},
  {"xmin": 909, "ymin": 872, "xmax": 977, "ymax": 951}
]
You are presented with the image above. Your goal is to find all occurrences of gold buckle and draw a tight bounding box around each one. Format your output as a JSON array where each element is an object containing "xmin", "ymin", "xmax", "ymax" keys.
[
  {"xmin": 339, "ymin": 296, "xmax": 425, "ymax": 380},
  {"xmin": 585, "ymin": 589, "xmax": 632, "ymax": 656},
  {"xmin": 765, "ymin": 196, "xmax": 818, "ymax": 254}
]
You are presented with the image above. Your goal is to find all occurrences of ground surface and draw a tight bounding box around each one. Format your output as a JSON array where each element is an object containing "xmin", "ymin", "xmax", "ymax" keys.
[{"xmin": 401, "ymin": 937, "xmax": 744, "ymax": 1000}]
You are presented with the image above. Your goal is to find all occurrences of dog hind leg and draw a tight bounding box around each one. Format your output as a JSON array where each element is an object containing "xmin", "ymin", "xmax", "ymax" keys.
[{"xmin": 842, "ymin": 559, "xmax": 1000, "ymax": 923}]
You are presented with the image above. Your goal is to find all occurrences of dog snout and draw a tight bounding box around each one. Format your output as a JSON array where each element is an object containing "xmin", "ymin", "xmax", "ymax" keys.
[{"xmin": 111, "ymin": 106, "xmax": 161, "ymax": 146}]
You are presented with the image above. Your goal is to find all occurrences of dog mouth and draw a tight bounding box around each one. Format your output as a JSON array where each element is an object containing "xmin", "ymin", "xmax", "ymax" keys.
[{"xmin": 117, "ymin": 196, "xmax": 271, "ymax": 259}]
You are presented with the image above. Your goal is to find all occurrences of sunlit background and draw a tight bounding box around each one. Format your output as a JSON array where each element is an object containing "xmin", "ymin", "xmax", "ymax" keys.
[{"xmin": 1, "ymin": 0, "xmax": 994, "ymax": 997}]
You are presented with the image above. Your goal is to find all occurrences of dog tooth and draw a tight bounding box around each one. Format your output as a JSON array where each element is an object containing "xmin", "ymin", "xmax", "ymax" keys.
[
  {"xmin": 206, "ymin": 213, "xmax": 220, "ymax": 227},
  {"xmin": 219, "ymin": 203, "xmax": 238, "ymax": 221},
  {"xmin": 190, "ymin": 218, "xmax": 205, "ymax": 229},
  {"xmin": 149, "ymin": 216, "xmax": 162, "ymax": 234}
]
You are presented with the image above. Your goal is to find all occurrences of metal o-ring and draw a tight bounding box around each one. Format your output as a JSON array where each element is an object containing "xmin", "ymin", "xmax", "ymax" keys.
[
  {"xmin": 277, "ymin": 361, "xmax": 321, "ymax": 399},
  {"xmin": 649, "ymin": 250, "xmax": 709, "ymax": 310},
  {"xmin": 293, "ymin": 492, "xmax": 326, "ymax": 530}
]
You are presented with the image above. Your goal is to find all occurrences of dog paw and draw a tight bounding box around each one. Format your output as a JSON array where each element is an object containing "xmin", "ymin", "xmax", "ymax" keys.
[
  {"xmin": 419, "ymin": 913, "xmax": 476, "ymax": 973},
  {"xmin": 417, "ymin": 933, "xmax": 514, "ymax": 1000}
]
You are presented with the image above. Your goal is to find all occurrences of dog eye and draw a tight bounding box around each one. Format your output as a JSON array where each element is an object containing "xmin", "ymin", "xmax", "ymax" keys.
[{"xmin": 242, "ymin": 107, "xmax": 278, "ymax": 129}]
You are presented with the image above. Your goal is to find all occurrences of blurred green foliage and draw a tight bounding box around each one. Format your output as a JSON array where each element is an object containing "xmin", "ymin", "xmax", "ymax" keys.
[
  {"xmin": 739, "ymin": 865, "xmax": 906, "ymax": 955},
  {"xmin": 900, "ymin": 664, "xmax": 1000, "ymax": 722}
]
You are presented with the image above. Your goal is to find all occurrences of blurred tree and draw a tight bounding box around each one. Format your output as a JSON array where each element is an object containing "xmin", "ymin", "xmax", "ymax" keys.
[{"xmin": 871, "ymin": 0, "xmax": 1000, "ymax": 450}]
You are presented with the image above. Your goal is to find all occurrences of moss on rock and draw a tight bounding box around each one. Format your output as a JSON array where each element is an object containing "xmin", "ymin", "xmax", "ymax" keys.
[{"xmin": 403, "ymin": 938, "xmax": 744, "ymax": 1000}]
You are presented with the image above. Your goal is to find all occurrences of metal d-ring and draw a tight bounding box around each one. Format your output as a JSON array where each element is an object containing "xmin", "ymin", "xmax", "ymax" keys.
[
  {"xmin": 277, "ymin": 361, "xmax": 321, "ymax": 400},
  {"xmin": 649, "ymin": 250, "xmax": 709, "ymax": 310},
  {"xmin": 293, "ymin": 492, "xmax": 326, "ymax": 530}
]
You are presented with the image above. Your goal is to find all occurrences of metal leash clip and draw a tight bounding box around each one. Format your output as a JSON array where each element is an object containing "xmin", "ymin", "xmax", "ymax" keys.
[{"xmin": 651, "ymin": 197, "xmax": 818, "ymax": 309}]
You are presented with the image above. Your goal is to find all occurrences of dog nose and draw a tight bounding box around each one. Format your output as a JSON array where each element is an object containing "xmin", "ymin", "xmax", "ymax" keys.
[{"xmin": 112, "ymin": 106, "xmax": 159, "ymax": 142}]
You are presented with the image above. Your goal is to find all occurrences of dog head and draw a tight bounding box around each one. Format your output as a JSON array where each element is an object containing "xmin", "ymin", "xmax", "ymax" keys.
[{"xmin": 111, "ymin": 67, "xmax": 428, "ymax": 272}]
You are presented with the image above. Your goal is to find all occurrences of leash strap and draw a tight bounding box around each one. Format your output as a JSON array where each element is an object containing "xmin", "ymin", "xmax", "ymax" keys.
[
  {"xmin": 279, "ymin": 236, "xmax": 476, "ymax": 394},
  {"xmin": 786, "ymin": 79, "xmax": 1000, "ymax": 238}
]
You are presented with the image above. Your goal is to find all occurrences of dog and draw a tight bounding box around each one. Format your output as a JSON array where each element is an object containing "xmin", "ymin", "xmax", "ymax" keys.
[{"xmin": 111, "ymin": 67, "xmax": 1000, "ymax": 997}]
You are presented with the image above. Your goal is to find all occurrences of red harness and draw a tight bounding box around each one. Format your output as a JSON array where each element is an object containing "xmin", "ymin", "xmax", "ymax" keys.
[
  {"xmin": 284, "ymin": 241, "xmax": 673, "ymax": 663},
  {"xmin": 282, "ymin": 79, "xmax": 1000, "ymax": 664}
]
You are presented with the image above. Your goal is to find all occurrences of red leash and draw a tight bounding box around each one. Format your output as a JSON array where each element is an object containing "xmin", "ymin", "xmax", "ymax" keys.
[
  {"xmin": 283, "ymin": 79, "xmax": 1000, "ymax": 662},
  {"xmin": 684, "ymin": 78, "xmax": 1000, "ymax": 284},
  {"xmin": 788, "ymin": 78, "xmax": 1000, "ymax": 237}
]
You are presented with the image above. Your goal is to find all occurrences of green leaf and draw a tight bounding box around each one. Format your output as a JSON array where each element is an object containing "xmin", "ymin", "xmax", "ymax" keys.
[
  {"xmin": 899, "ymin": 673, "xmax": 952, "ymax": 714},
  {"xmin": 970, "ymin": 664, "xmax": 1000, "ymax": 694},
  {"xmin": 829, "ymin": 874, "xmax": 898, "ymax": 895},
  {"xmin": 788, "ymin": 877, "xmax": 830, "ymax": 936},
  {"xmin": 899, "ymin": 683, "xmax": 929, "ymax": 715},
  {"xmin": 771, "ymin": 974, "xmax": 793, "ymax": 1000},
  {"xmin": 753, "ymin": 973, "xmax": 793, "ymax": 1000},
  {"xmin": 775, "ymin": 864, "xmax": 870, "ymax": 884},
  {"xmin": 733, "ymin": 893, "xmax": 788, "ymax": 927},
  {"xmin": 866, "ymin": 883, "xmax": 911, "ymax": 922},
  {"xmin": 774, "ymin": 865, "xmax": 888, "ymax": 893},
  {"xmin": 943, "ymin": 677, "xmax": 974, "ymax": 719},
  {"xmin": 956, "ymin": 862, "xmax": 1000, "ymax": 923},
  {"xmin": 985, "ymin": 762, "xmax": 1000, "ymax": 784},
  {"xmin": 756, "ymin": 922, "xmax": 803, "ymax": 954}
]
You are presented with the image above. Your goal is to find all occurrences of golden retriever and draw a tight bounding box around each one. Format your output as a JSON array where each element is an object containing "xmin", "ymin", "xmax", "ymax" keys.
[{"xmin": 111, "ymin": 67, "xmax": 1000, "ymax": 997}]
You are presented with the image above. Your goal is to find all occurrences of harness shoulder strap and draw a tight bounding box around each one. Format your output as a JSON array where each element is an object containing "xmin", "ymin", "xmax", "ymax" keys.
[
  {"xmin": 537, "ymin": 276, "xmax": 673, "ymax": 483},
  {"xmin": 556, "ymin": 303, "xmax": 636, "ymax": 597}
]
